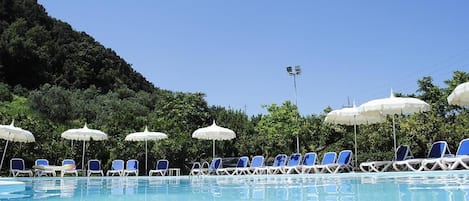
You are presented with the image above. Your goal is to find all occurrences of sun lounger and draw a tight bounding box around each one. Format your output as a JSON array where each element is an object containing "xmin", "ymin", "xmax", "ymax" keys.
[
  {"xmin": 149, "ymin": 159, "xmax": 169, "ymax": 176},
  {"xmin": 359, "ymin": 145, "xmax": 411, "ymax": 172},
  {"xmin": 261, "ymin": 154, "xmax": 287, "ymax": 174},
  {"xmin": 217, "ymin": 156, "xmax": 249, "ymax": 175},
  {"xmin": 312, "ymin": 152, "xmax": 337, "ymax": 173},
  {"xmin": 87, "ymin": 159, "xmax": 104, "ymax": 176},
  {"xmin": 393, "ymin": 141, "xmax": 449, "ymax": 171},
  {"xmin": 418, "ymin": 141, "xmax": 451, "ymax": 171},
  {"xmin": 106, "ymin": 160, "xmax": 124, "ymax": 176},
  {"xmin": 10, "ymin": 158, "xmax": 33, "ymax": 177},
  {"xmin": 205, "ymin": 158, "xmax": 222, "ymax": 175},
  {"xmin": 282, "ymin": 153, "xmax": 302, "ymax": 174},
  {"xmin": 124, "ymin": 159, "xmax": 139, "ymax": 176},
  {"xmin": 61, "ymin": 159, "xmax": 78, "ymax": 177},
  {"xmin": 298, "ymin": 152, "xmax": 317, "ymax": 174},
  {"xmin": 232, "ymin": 155, "xmax": 264, "ymax": 175},
  {"xmin": 325, "ymin": 150, "xmax": 353, "ymax": 173},
  {"xmin": 441, "ymin": 138, "xmax": 469, "ymax": 170},
  {"xmin": 34, "ymin": 159, "xmax": 56, "ymax": 177}
]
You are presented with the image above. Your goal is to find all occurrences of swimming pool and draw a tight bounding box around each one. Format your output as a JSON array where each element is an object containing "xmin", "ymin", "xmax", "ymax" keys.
[{"xmin": 2, "ymin": 171, "xmax": 469, "ymax": 201}]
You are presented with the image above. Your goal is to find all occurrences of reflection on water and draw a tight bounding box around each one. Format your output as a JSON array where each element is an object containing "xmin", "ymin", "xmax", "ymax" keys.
[{"xmin": 8, "ymin": 172, "xmax": 469, "ymax": 201}]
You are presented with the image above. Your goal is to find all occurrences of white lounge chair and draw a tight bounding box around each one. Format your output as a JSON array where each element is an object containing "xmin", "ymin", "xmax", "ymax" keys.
[
  {"xmin": 298, "ymin": 152, "xmax": 317, "ymax": 174},
  {"xmin": 359, "ymin": 145, "xmax": 411, "ymax": 172},
  {"xmin": 262, "ymin": 154, "xmax": 287, "ymax": 174},
  {"xmin": 233, "ymin": 155, "xmax": 264, "ymax": 175},
  {"xmin": 124, "ymin": 159, "xmax": 139, "ymax": 176},
  {"xmin": 203, "ymin": 158, "xmax": 222, "ymax": 175},
  {"xmin": 312, "ymin": 152, "xmax": 337, "ymax": 173},
  {"xmin": 441, "ymin": 138, "xmax": 469, "ymax": 170},
  {"xmin": 10, "ymin": 158, "xmax": 33, "ymax": 177},
  {"xmin": 217, "ymin": 156, "xmax": 249, "ymax": 175},
  {"xmin": 87, "ymin": 159, "xmax": 104, "ymax": 176},
  {"xmin": 282, "ymin": 153, "xmax": 302, "ymax": 174},
  {"xmin": 34, "ymin": 159, "xmax": 56, "ymax": 177},
  {"xmin": 393, "ymin": 141, "xmax": 449, "ymax": 171},
  {"xmin": 61, "ymin": 159, "xmax": 78, "ymax": 177},
  {"xmin": 325, "ymin": 150, "xmax": 353, "ymax": 173},
  {"xmin": 106, "ymin": 159, "xmax": 124, "ymax": 176},
  {"xmin": 149, "ymin": 159, "xmax": 169, "ymax": 176}
]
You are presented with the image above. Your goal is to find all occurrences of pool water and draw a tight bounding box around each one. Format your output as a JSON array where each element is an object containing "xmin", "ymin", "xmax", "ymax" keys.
[{"xmin": 3, "ymin": 171, "xmax": 469, "ymax": 201}]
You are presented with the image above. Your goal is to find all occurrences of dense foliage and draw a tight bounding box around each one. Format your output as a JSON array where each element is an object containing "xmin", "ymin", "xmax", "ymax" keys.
[{"xmin": 0, "ymin": 0, "xmax": 468, "ymax": 175}]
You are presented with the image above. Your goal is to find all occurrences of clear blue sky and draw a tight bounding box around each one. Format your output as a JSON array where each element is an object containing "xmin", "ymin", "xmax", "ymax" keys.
[{"xmin": 38, "ymin": 1, "xmax": 469, "ymax": 116}]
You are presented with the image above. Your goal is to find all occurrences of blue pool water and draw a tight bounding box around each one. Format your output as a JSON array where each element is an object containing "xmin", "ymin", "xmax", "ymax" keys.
[{"xmin": 2, "ymin": 171, "xmax": 469, "ymax": 201}]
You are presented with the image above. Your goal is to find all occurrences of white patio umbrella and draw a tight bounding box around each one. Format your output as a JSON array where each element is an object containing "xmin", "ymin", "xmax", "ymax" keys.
[
  {"xmin": 359, "ymin": 91, "xmax": 430, "ymax": 158},
  {"xmin": 125, "ymin": 126, "xmax": 168, "ymax": 175},
  {"xmin": 61, "ymin": 123, "xmax": 107, "ymax": 171},
  {"xmin": 192, "ymin": 121, "xmax": 236, "ymax": 158},
  {"xmin": 448, "ymin": 82, "xmax": 469, "ymax": 106},
  {"xmin": 325, "ymin": 104, "xmax": 384, "ymax": 167},
  {"xmin": 0, "ymin": 120, "xmax": 35, "ymax": 171}
]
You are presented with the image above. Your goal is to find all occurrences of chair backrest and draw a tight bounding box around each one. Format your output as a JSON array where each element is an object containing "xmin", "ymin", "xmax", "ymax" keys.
[
  {"xmin": 321, "ymin": 152, "xmax": 337, "ymax": 165},
  {"xmin": 209, "ymin": 158, "xmax": 222, "ymax": 170},
  {"xmin": 126, "ymin": 159, "xmax": 139, "ymax": 170},
  {"xmin": 427, "ymin": 141, "xmax": 449, "ymax": 158},
  {"xmin": 272, "ymin": 154, "xmax": 287, "ymax": 167},
  {"xmin": 191, "ymin": 162, "xmax": 201, "ymax": 170},
  {"xmin": 236, "ymin": 156, "xmax": 249, "ymax": 168},
  {"xmin": 250, "ymin": 156, "xmax": 264, "ymax": 168},
  {"xmin": 35, "ymin": 159, "xmax": 49, "ymax": 166},
  {"xmin": 156, "ymin": 159, "xmax": 169, "ymax": 170},
  {"xmin": 336, "ymin": 150, "xmax": 352, "ymax": 165},
  {"xmin": 88, "ymin": 160, "xmax": 101, "ymax": 171},
  {"xmin": 456, "ymin": 138, "xmax": 469, "ymax": 156},
  {"xmin": 302, "ymin": 152, "xmax": 317, "ymax": 166},
  {"xmin": 395, "ymin": 145, "xmax": 410, "ymax": 161},
  {"xmin": 11, "ymin": 158, "xmax": 25, "ymax": 170},
  {"xmin": 62, "ymin": 159, "xmax": 76, "ymax": 170},
  {"xmin": 286, "ymin": 153, "xmax": 302, "ymax": 167},
  {"xmin": 111, "ymin": 160, "xmax": 125, "ymax": 170}
]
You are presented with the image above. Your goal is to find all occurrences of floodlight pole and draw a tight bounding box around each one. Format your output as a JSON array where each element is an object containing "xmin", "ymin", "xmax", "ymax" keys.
[{"xmin": 287, "ymin": 65, "xmax": 301, "ymax": 153}]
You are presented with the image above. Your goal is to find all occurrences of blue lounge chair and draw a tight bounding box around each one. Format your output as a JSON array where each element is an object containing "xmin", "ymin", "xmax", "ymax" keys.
[
  {"xmin": 149, "ymin": 159, "xmax": 169, "ymax": 176},
  {"xmin": 360, "ymin": 145, "xmax": 411, "ymax": 172},
  {"xmin": 233, "ymin": 155, "xmax": 264, "ymax": 175},
  {"xmin": 263, "ymin": 154, "xmax": 288, "ymax": 174},
  {"xmin": 325, "ymin": 150, "xmax": 353, "ymax": 173},
  {"xmin": 282, "ymin": 153, "xmax": 303, "ymax": 174},
  {"xmin": 124, "ymin": 159, "xmax": 139, "ymax": 176},
  {"xmin": 34, "ymin": 159, "xmax": 56, "ymax": 177},
  {"xmin": 204, "ymin": 157, "xmax": 222, "ymax": 175},
  {"xmin": 299, "ymin": 152, "xmax": 317, "ymax": 174},
  {"xmin": 87, "ymin": 159, "xmax": 104, "ymax": 176},
  {"xmin": 61, "ymin": 159, "xmax": 78, "ymax": 177},
  {"xmin": 106, "ymin": 159, "xmax": 125, "ymax": 176},
  {"xmin": 393, "ymin": 141, "xmax": 449, "ymax": 171},
  {"xmin": 312, "ymin": 152, "xmax": 337, "ymax": 173},
  {"xmin": 441, "ymin": 138, "xmax": 469, "ymax": 170},
  {"xmin": 10, "ymin": 158, "xmax": 33, "ymax": 177},
  {"xmin": 217, "ymin": 156, "xmax": 249, "ymax": 175}
]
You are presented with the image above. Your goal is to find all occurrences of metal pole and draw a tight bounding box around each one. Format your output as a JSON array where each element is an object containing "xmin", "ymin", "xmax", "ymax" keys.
[
  {"xmin": 354, "ymin": 123, "xmax": 358, "ymax": 168},
  {"xmin": 392, "ymin": 115, "xmax": 397, "ymax": 159},
  {"xmin": 145, "ymin": 139, "xmax": 148, "ymax": 175},
  {"xmin": 0, "ymin": 140, "xmax": 9, "ymax": 171},
  {"xmin": 212, "ymin": 139, "xmax": 216, "ymax": 158},
  {"xmin": 82, "ymin": 140, "xmax": 86, "ymax": 172},
  {"xmin": 293, "ymin": 74, "xmax": 300, "ymax": 154}
]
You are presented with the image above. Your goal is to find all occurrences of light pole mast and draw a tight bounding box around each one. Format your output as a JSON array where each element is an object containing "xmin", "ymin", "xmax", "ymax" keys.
[{"xmin": 286, "ymin": 65, "xmax": 301, "ymax": 153}]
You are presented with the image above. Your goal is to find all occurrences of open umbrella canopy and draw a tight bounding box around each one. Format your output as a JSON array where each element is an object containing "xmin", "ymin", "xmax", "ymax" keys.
[
  {"xmin": 325, "ymin": 105, "xmax": 384, "ymax": 167},
  {"xmin": 448, "ymin": 82, "xmax": 469, "ymax": 106},
  {"xmin": 192, "ymin": 121, "xmax": 236, "ymax": 158},
  {"xmin": 0, "ymin": 120, "xmax": 35, "ymax": 171},
  {"xmin": 358, "ymin": 91, "xmax": 430, "ymax": 158},
  {"xmin": 125, "ymin": 126, "xmax": 167, "ymax": 175},
  {"xmin": 61, "ymin": 123, "xmax": 107, "ymax": 170}
]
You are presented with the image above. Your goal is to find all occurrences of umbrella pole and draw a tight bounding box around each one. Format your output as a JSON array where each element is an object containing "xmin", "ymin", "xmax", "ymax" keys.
[
  {"xmin": 354, "ymin": 123, "xmax": 358, "ymax": 168},
  {"xmin": 392, "ymin": 115, "xmax": 397, "ymax": 159},
  {"xmin": 0, "ymin": 140, "xmax": 9, "ymax": 171},
  {"xmin": 82, "ymin": 140, "xmax": 86, "ymax": 172},
  {"xmin": 213, "ymin": 139, "xmax": 216, "ymax": 158},
  {"xmin": 145, "ymin": 139, "xmax": 148, "ymax": 176}
]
